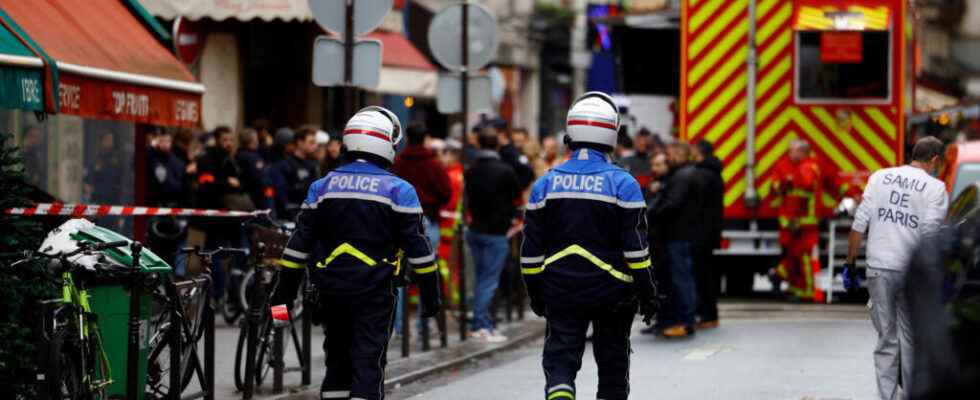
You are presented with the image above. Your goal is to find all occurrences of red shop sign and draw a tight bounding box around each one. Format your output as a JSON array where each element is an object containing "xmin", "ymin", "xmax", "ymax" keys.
[
  {"xmin": 58, "ymin": 73, "xmax": 201, "ymax": 127},
  {"xmin": 820, "ymin": 31, "xmax": 863, "ymax": 63}
]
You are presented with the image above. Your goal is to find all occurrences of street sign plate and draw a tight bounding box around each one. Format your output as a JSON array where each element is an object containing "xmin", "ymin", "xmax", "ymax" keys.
[
  {"xmin": 428, "ymin": 3, "xmax": 498, "ymax": 71},
  {"xmin": 436, "ymin": 73, "xmax": 493, "ymax": 114},
  {"xmin": 308, "ymin": 0, "xmax": 393, "ymax": 38},
  {"xmin": 312, "ymin": 36, "xmax": 382, "ymax": 89}
]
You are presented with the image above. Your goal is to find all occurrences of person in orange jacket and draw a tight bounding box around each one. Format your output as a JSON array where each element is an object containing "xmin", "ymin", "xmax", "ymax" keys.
[{"xmin": 771, "ymin": 139, "xmax": 824, "ymax": 302}]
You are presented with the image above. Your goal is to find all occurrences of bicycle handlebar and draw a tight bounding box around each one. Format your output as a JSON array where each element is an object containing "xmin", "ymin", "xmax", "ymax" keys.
[{"xmin": 180, "ymin": 246, "xmax": 249, "ymax": 259}]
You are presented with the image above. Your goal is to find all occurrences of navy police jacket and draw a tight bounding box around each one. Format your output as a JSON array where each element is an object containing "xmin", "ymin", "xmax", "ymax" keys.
[
  {"xmin": 278, "ymin": 160, "xmax": 439, "ymax": 297},
  {"xmin": 521, "ymin": 148, "xmax": 656, "ymax": 308}
]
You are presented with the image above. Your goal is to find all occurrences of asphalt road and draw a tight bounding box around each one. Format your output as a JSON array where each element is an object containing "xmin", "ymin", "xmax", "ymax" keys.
[{"xmin": 391, "ymin": 303, "xmax": 878, "ymax": 400}]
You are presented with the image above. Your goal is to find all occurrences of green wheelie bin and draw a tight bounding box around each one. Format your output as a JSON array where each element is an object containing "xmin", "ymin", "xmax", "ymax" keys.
[{"xmin": 70, "ymin": 223, "xmax": 172, "ymax": 400}]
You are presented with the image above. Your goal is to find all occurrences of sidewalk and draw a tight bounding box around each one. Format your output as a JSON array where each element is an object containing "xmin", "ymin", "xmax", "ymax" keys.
[{"xmin": 207, "ymin": 316, "xmax": 546, "ymax": 400}]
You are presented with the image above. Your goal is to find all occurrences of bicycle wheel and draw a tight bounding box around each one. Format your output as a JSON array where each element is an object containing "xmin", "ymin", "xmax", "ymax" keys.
[
  {"xmin": 233, "ymin": 316, "xmax": 274, "ymax": 391},
  {"xmin": 145, "ymin": 323, "xmax": 195, "ymax": 399},
  {"xmin": 46, "ymin": 328, "xmax": 87, "ymax": 400}
]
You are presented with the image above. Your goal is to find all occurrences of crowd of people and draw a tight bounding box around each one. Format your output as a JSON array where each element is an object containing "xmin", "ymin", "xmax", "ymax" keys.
[{"xmin": 614, "ymin": 129, "xmax": 726, "ymax": 338}]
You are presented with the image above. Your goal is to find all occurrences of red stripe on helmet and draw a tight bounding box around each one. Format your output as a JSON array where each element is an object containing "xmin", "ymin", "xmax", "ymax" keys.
[
  {"xmin": 343, "ymin": 129, "xmax": 391, "ymax": 142},
  {"xmin": 567, "ymin": 119, "xmax": 617, "ymax": 130}
]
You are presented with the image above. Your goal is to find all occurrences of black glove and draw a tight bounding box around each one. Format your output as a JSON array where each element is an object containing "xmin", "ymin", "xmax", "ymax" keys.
[
  {"xmin": 417, "ymin": 270, "xmax": 442, "ymax": 319},
  {"xmin": 639, "ymin": 294, "xmax": 660, "ymax": 326},
  {"xmin": 529, "ymin": 296, "xmax": 547, "ymax": 318},
  {"xmin": 420, "ymin": 295, "xmax": 441, "ymax": 319},
  {"xmin": 270, "ymin": 269, "xmax": 303, "ymax": 307}
]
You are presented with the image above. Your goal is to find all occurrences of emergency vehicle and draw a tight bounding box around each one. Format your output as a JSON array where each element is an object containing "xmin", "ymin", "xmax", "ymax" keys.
[{"xmin": 677, "ymin": 0, "xmax": 912, "ymax": 294}]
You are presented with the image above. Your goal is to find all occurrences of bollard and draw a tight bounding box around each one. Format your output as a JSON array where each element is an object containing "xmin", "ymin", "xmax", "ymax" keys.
[
  {"xmin": 302, "ymin": 308, "xmax": 312, "ymax": 385},
  {"xmin": 400, "ymin": 287, "xmax": 410, "ymax": 358},
  {"xmin": 456, "ymin": 227, "xmax": 468, "ymax": 341},
  {"xmin": 273, "ymin": 326, "xmax": 284, "ymax": 393},
  {"xmin": 204, "ymin": 298, "xmax": 215, "ymax": 400},
  {"xmin": 438, "ymin": 281, "xmax": 449, "ymax": 348}
]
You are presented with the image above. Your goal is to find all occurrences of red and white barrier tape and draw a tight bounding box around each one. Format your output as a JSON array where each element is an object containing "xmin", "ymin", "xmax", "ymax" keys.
[{"xmin": 4, "ymin": 203, "xmax": 270, "ymax": 218}]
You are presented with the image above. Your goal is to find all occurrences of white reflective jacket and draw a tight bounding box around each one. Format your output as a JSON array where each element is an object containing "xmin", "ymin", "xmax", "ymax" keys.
[{"xmin": 852, "ymin": 165, "xmax": 949, "ymax": 271}]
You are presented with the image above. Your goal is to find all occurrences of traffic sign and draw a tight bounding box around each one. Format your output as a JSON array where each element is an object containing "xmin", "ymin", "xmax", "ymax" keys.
[
  {"xmin": 427, "ymin": 3, "xmax": 498, "ymax": 71},
  {"xmin": 172, "ymin": 17, "xmax": 203, "ymax": 65},
  {"xmin": 436, "ymin": 73, "xmax": 493, "ymax": 114},
  {"xmin": 308, "ymin": 0, "xmax": 393, "ymax": 38},
  {"xmin": 312, "ymin": 37, "xmax": 382, "ymax": 89}
]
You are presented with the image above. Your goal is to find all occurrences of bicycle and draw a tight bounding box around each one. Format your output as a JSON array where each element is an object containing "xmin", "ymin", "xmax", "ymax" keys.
[
  {"xmin": 6, "ymin": 239, "xmax": 132, "ymax": 400},
  {"xmin": 233, "ymin": 223, "xmax": 310, "ymax": 397},
  {"xmin": 144, "ymin": 247, "xmax": 216, "ymax": 400}
]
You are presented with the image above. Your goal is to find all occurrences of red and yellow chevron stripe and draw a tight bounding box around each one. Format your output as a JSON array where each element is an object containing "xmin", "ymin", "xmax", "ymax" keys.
[{"xmin": 681, "ymin": 0, "xmax": 905, "ymax": 220}]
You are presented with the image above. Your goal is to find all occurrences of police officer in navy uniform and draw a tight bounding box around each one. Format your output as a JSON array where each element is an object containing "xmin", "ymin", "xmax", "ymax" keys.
[
  {"xmin": 272, "ymin": 107, "xmax": 441, "ymax": 400},
  {"xmin": 521, "ymin": 92, "xmax": 659, "ymax": 400}
]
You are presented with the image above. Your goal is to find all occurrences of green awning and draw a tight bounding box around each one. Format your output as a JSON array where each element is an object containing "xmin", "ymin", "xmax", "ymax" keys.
[{"xmin": 0, "ymin": 16, "xmax": 44, "ymax": 112}]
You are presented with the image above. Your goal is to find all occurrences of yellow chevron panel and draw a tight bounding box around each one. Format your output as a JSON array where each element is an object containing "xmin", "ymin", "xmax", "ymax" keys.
[
  {"xmin": 725, "ymin": 178, "xmax": 747, "ymax": 207},
  {"xmin": 723, "ymin": 151, "xmax": 747, "ymax": 182},
  {"xmin": 810, "ymin": 107, "xmax": 881, "ymax": 170},
  {"xmin": 707, "ymin": 97, "xmax": 747, "ymax": 143},
  {"xmin": 756, "ymin": 57, "xmax": 791, "ymax": 102},
  {"xmin": 754, "ymin": 134, "xmax": 792, "ymax": 178},
  {"xmin": 758, "ymin": 29, "xmax": 792, "ymax": 70},
  {"xmin": 689, "ymin": 0, "xmax": 725, "ymax": 33},
  {"xmin": 756, "ymin": 1, "xmax": 792, "ymax": 45},
  {"xmin": 757, "ymin": 81, "xmax": 791, "ymax": 125},
  {"xmin": 791, "ymin": 109, "xmax": 858, "ymax": 171},
  {"xmin": 715, "ymin": 123, "xmax": 745, "ymax": 161},
  {"xmin": 688, "ymin": 50, "xmax": 746, "ymax": 112},
  {"xmin": 689, "ymin": 21, "xmax": 748, "ymax": 83},
  {"xmin": 864, "ymin": 107, "xmax": 897, "ymax": 139},
  {"xmin": 850, "ymin": 113, "xmax": 896, "ymax": 164},
  {"xmin": 689, "ymin": 0, "xmax": 748, "ymax": 60},
  {"xmin": 756, "ymin": 0, "xmax": 779, "ymax": 21},
  {"xmin": 690, "ymin": 76, "xmax": 747, "ymax": 137},
  {"xmin": 756, "ymin": 109, "xmax": 792, "ymax": 153},
  {"xmin": 757, "ymin": 177, "xmax": 774, "ymax": 200}
]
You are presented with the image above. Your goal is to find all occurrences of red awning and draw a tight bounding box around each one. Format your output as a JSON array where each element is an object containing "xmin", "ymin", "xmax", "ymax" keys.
[{"xmin": 0, "ymin": 0, "xmax": 203, "ymax": 127}]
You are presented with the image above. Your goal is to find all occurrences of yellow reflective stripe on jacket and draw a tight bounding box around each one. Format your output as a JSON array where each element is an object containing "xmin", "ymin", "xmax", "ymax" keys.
[
  {"xmin": 627, "ymin": 259, "xmax": 651, "ymax": 270},
  {"xmin": 414, "ymin": 264, "xmax": 438, "ymax": 274},
  {"xmin": 548, "ymin": 390, "xmax": 574, "ymax": 400},
  {"xmin": 279, "ymin": 259, "xmax": 305, "ymax": 270},
  {"xmin": 316, "ymin": 243, "xmax": 378, "ymax": 268},
  {"xmin": 543, "ymin": 245, "xmax": 634, "ymax": 283},
  {"xmin": 521, "ymin": 266, "xmax": 545, "ymax": 275}
]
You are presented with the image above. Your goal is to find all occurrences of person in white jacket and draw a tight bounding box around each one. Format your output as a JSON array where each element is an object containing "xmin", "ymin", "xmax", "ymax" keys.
[{"xmin": 845, "ymin": 136, "xmax": 949, "ymax": 400}]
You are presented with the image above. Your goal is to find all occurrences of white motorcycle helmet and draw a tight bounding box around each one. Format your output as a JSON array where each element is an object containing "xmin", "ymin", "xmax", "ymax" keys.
[
  {"xmin": 565, "ymin": 91, "xmax": 620, "ymax": 149},
  {"xmin": 342, "ymin": 106, "xmax": 404, "ymax": 163}
]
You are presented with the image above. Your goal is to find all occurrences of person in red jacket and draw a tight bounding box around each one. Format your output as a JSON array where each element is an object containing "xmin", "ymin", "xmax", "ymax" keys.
[
  {"xmin": 772, "ymin": 139, "xmax": 824, "ymax": 302},
  {"xmin": 392, "ymin": 122, "xmax": 452, "ymax": 334}
]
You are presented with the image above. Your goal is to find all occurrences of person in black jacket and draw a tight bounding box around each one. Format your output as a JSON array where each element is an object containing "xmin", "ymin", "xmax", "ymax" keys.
[
  {"xmin": 267, "ymin": 128, "xmax": 320, "ymax": 220},
  {"xmin": 649, "ymin": 142, "xmax": 703, "ymax": 338},
  {"xmin": 236, "ymin": 128, "xmax": 271, "ymax": 211},
  {"xmin": 196, "ymin": 126, "xmax": 251, "ymax": 301},
  {"xmin": 692, "ymin": 140, "xmax": 724, "ymax": 329},
  {"xmin": 492, "ymin": 119, "xmax": 535, "ymax": 191},
  {"xmin": 146, "ymin": 131, "xmax": 188, "ymax": 272},
  {"xmin": 463, "ymin": 128, "xmax": 521, "ymax": 342}
]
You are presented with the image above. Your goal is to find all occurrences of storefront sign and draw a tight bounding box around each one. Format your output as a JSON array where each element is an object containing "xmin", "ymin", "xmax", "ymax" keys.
[
  {"xmin": 820, "ymin": 31, "xmax": 863, "ymax": 63},
  {"xmin": 0, "ymin": 66, "xmax": 44, "ymax": 111},
  {"xmin": 58, "ymin": 74, "xmax": 201, "ymax": 126}
]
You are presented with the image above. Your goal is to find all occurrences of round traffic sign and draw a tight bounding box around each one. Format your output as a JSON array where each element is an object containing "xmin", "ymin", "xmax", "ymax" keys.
[
  {"xmin": 172, "ymin": 17, "xmax": 204, "ymax": 65},
  {"xmin": 427, "ymin": 2, "xmax": 498, "ymax": 71},
  {"xmin": 308, "ymin": 0, "xmax": 393, "ymax": 38}
]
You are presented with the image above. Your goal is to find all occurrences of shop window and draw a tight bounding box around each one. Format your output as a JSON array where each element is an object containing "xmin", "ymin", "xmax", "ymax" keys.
[
  {"xmin": 1, "ymin": 109, "xmax": 135, "ymax": 235},
  {"xmin": 795, "ymin": 30, "xmax": 891, "ymax": 103}
]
